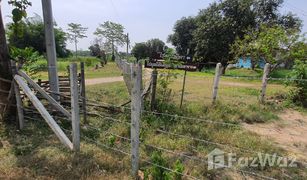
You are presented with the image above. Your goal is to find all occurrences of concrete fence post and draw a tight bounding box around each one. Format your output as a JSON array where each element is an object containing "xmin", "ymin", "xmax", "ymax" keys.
[
  {"xmin": 212, "ymin": 63, "xmax": 222, "ymax": 103},
  {"xmin": 260, "ymin": 63, "xmax": 271, "ymax": 104},
  {"xmin": 130, "ymin": 62, "xmax": 142, "ymax": 177},
  {"xmin": 70, "ymin": 63, "xmax": 80, "ymax": 152}
]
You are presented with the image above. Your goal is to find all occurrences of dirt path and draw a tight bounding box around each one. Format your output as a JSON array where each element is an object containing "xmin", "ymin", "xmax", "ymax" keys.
[
  {"xmin": 85, "ymin": 76, "xmax": 123, "ymax": 85},
  {"xmin": 244, "ymin": 110, "xmax": 307, "ymax": 160}
]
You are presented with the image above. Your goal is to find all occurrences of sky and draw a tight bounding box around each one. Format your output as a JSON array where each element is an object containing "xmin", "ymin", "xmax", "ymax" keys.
[{"xmin": 1, "ymin": 0, "xmax": 307, "ymax": 51}]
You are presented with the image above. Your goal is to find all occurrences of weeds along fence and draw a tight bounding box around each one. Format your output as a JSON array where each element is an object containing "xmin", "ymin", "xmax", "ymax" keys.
[
  {"xmin": 150, "ymin": 63, "xmax": 304, "ymax": 109},
  {"xmin": 7, "ymin": 59, "xmax": 307, "ymax": 179},
  {"xmin": 7, "ymin": 61, "xmax": 84, "ymax": 152}
]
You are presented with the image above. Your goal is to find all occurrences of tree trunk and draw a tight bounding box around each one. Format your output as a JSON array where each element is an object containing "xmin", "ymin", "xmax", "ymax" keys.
[
  {"xmin": 0, "ymin": 2, "xmax": 13, "ymax": 119},
  {"xmin": 111, "ymin": 40, "xmax": 115, "ymax": 61},
  {"xmin": 74, "ymin": 36, "xmax": 78, "ymax": 59}
]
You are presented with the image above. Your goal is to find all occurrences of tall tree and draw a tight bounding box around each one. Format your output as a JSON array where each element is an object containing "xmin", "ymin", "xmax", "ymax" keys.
[
  {"xmin": 94, "ymin": 21, "xmax": 126, "ymax": 61},
  {"xmin": 131, "ymin": 43, "xmax": 149, "ymax": 60},
  {"xmin": 231, "ymin": 25, "xmax": 306, "ymax": 71},
  {"xmin": 169, "ymin": 0, "xmax": 301, "ymax": 72},
  {"xmin": 7, "ymin": 14, "xmax": 71, "ymax": 58},
  {"xmin": 67, "ymin": 23, "xmax": 88, "ymax": 58},
  {"xmin": 145, "ymin": 38, "xmax": 165, "ymax": 57},
  {"xmin": 0, "ymin": 0, "xmax": 31, "ymax": 118},
  {"xmin": 167, "ymin": 17, "xmax": 197, "ymax": 56}
]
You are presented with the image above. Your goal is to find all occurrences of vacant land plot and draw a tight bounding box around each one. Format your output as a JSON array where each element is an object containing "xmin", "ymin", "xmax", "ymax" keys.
[{"xmin": 1, "ymin": 66, "xmax": 306, "ymax": 179}]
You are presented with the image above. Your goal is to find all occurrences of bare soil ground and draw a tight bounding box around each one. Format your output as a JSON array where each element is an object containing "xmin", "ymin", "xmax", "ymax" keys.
[
  {"xmin": 85, "ymin": 76, "xmax": 123, "ymax": 85},
  {"xmin": 243, "ymin": 110, "xmax": 307, "ymax": 161}
]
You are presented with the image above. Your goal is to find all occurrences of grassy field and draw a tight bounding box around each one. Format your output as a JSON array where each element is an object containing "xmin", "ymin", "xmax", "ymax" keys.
[
  {"xmin": 33, "ymin": 57, "xmax": 122, "ymax": 80},
  {"xmin": 0, "ymin": 66, "xmax": 306, "ymax": 179}
]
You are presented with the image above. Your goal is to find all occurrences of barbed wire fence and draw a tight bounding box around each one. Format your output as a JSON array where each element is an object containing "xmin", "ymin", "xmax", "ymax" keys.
[{"xmin": 20, "ymin": 60, "xmax": 307, "ymax": 179}]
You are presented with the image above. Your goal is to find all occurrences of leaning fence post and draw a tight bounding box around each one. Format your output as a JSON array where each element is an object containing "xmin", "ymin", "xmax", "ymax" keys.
[
  {"xmin": 70, "ymin": 63, "xmax": 80, "ymax": 152},
  {"xmin": 11, "ymin": 61, "xmax": 24, "ymax": 129},
  {"xmin": 130, "ymin": 62, "xmax": 141, "ymax": 177},
  {"xmin": 80, "ymin": 62, "xmax": 87, "ymax": 124},
  {"xmin": 260, "ymin": 63, "xmax": 270, "ymax": 104},
  {"xmin": 150, "ymin": 68, "xmax": 158, "ymax": 111},
  {"xmin": 212, "ymin": 63, "xmax": 222, "ymax": 103}
]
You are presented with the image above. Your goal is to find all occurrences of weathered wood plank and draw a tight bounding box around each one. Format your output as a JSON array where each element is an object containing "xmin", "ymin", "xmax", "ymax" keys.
[
  {"xmin": 0, "ymin": 77, "xmax": 11, "ymax": 83},
  {"xmin": 14, "ymin": 82, "xmax": 24, "ymax": 129},
  {"xmin": 18, "ymin": 71, "xmax": 71, "ymax": 119},
  {"xmin": 14, "ymin": 74, "xmax": 73, "ymax": 150}
]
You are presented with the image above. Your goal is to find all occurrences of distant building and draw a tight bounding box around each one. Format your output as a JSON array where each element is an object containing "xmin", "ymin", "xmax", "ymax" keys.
[{"xmin": 236, "ymin": 57, "xmax": 266, "ymax": 69}]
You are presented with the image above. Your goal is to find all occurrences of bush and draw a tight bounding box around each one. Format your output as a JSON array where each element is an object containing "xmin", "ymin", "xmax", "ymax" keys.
[{"xmin": 287, "ymin": 60, "xmax": 307, "ymax": 107}]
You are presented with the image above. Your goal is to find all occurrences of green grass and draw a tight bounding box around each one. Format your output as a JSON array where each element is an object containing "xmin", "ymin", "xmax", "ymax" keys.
[
  {"xmin": 0, "ymin": 68, "xmax": 305, "ymax": 179},
  {"xmin": 35, "ymin": 60, "xmax": 121, "ymax": 80},
  {"xmin": 269, "ymin": 69, "xmax": 292, "ymax": 78},
  {"xmin": 83, "ymin": 80, "xmax": 305, "ymax": 179}
]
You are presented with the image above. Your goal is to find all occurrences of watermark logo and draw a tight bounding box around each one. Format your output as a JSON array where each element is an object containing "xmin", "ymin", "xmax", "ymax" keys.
[{"xmin": 207, "ymin": 148, "xmax": 298, "ymax": 170}]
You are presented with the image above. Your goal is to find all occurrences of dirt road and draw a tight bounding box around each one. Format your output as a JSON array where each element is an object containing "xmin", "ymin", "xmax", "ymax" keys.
[{"xmin": 85, "ymin": 76, "xmax": 123, "ymax": 85}]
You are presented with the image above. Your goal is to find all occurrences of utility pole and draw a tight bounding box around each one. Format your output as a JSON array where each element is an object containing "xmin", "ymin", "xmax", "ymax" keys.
[
  {"xmin": 41, "ymin": 0, "xmax": 59, "ymax": 100},
  {"xmin": 126, "ymin": 33, "xmax": 129, "ymax": 56}
]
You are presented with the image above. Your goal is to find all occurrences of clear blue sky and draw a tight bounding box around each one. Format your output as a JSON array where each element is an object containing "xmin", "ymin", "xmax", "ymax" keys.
[{"xmin": 2, "ymin": 0, "xmax": 307, "ymax": 51}]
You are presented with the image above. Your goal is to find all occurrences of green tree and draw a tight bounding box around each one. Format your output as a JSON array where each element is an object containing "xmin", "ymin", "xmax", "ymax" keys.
[
  {"xmin": 231, "ymin": 25, "xmax": 306, "ymax": 71},
  {"xmin": 169, "ymin": 0, "xmax": 301, "ymax": 72},
  {"xmin": 167, "ymin": 17, "xmax": 197, "ymax": 56},
  {"xmin": 193, "ymin": 0, "xmax": 256, "ymax": 71},
  {"xmin": 0, "ymin": 0, "xmax": 31, "ymax": 118},
  {"xmin": 131, "ymin": 43, "xmax": 149, "ymax": 60},
  {"xmin": 67, "ymin": 23, "xmax": 88, "ymax": 58},
  {"xmin": 145, "ymin": 38, "xmax": 165, "ymax": 57},
  {"xmin": 7, "ymin": 14, "xmax": 71, "ymax": 58},
  {"xmin": 94, "ymin": 21, "xmax": 126, "ymax": 61},
  {"xmin": 287, "ymin": 60, "xmax": 307, "ymax": 107}
]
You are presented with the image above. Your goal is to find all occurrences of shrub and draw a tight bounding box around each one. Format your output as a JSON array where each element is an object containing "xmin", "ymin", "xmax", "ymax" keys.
[{"xmin": 287, "ymin": 60, "xmax": 307, "ymax": 107}]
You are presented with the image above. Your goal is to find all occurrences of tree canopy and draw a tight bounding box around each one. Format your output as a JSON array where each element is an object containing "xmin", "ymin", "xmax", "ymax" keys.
[
  {"xmin": 131, "ymin": 43, "xmax": 149, "ymax": 60},
  {"xmin": 167, "ymin": 17, "xmax": 196, "ymax": 56},
  {"xmin": 168, "ymin": 0, "xmax": 303, "ymax": 69},
  {"xmin": 146, "ymin": 38, "xmax": 165, "ymax": 57},
  {"xmin": 131, "ymin": 38, "xmax": 166, "ymax": 60},
  {"xmin": 231, "ymin": 25, "xmax": 306, "ymax": 70},
  {"xmin": 7, "ymin": 14, "xmax": 71, "ymax": 58},
  {"xmin": 94, "ymin": 21, "xmax": 126, "ymax": 59},
  {"xmin": 67, "ymin": 23, "xmax": 88, "ymax": 58}
]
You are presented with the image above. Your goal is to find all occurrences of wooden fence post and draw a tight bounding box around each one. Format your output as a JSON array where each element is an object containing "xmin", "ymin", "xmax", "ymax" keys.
[
  {"xmin": 212, "ymin": 63, "xmax": 222, "ymax": 103},
  {"xmin": 150, "ymin": 69, "xmax": 158, "ymax": 111},
  {"xmin": 260, "ymin": 63, "xmax": 270, "ymax": 104},
  {"xmin": 11, "ymin": 61, "xmax": 24, "ymax": 129},
  {"xmin": 70, "ymin": 63, "xmax": 80, "ymax": 152},
  {"xmin": 80, "ymin": 62, "xmax": 87, "ymax": 124},
  {"xmin": 130, "ymin": 62, "xmax": 141, "ymax": 177}
]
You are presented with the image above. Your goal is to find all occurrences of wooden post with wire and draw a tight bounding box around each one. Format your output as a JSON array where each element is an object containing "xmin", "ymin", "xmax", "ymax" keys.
[
  {"xmin": 260, "ymin": 63, "xmax": 270, "ymax": 104},
  {"xmin": 212, "ymin": 63, "xmax": 222, "ymax": 103},
  {"xmin": 70, "ymin": 63, "xmax": 80, "ymax": 152},
  {"xmin": 130, "ymin": 62, "xmax": 142, "ymax": 177},
  {"xmin": 150, "ymin": 68, "xmax": 158, "ymax": 111},
  {"xmin": 80, "ymin": 62, "xmax": 87, "ymax": 124}
]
